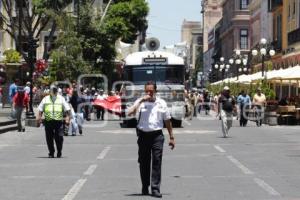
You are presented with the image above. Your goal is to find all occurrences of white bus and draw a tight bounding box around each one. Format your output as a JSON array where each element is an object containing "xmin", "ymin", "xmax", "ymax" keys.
[{"xmin": 121, "ymin": 50, "xmax": 186, "ymax": 127}]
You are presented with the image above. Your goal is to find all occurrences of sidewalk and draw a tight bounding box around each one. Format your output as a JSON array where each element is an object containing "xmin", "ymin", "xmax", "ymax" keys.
[
  {"xmin": 0, "ymin": 107, "xmax": 12, "ymax": 120},
  {"xmin": 0, "ymin": 107, "xmax": 18, "ymax": 133}
]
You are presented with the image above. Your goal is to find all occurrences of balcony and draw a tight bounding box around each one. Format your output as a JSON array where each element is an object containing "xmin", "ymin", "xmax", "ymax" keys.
[
  {"xmin": 271, "ymin": 40, "xmax": 282, "ymax": 53},
  {"xmin": 268, "ymin": 0, "xmax": 283, "ymax": 12},
  {"xmin": 288, "ymin": 28, "xmax": 300, "ymax": 45}
]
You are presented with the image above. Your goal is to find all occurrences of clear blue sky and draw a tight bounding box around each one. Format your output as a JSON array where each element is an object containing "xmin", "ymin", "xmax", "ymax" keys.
[{"xmin": 146, "ymin": 0, "xmax": 202, "ymax": 48}]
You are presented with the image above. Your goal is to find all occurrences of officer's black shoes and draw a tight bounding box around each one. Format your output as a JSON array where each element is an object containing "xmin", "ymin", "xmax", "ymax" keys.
[
  {"xmin": 79, "ymin": 129, "xmax": 83, "ymax": 135},
  {"xmin": 141, "ymin": 187, "xmax": 149, "ymax": 195},
  {"xmin": 57, "ymin": 152, "xmax": 62, "ymax": 158},
  {"xmin": 48, "ymin": 153, "xmax": 54, "ymax": 158},
  {"xmin": 151, "ymin": 190, "xmax": 162, "ymax": 198}
]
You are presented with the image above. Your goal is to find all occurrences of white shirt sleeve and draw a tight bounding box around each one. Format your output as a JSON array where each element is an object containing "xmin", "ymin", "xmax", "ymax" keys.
[
  {"xmin": 161, "ymin": 100, "xmax": 171, "ymax": 121},
  {"xmin": 61, "ymin": 96, "xmax": 71, "ymax": 111},
  {"xmin": 38, "ymin": 97, "xmax": 46, "ymax": 112}
]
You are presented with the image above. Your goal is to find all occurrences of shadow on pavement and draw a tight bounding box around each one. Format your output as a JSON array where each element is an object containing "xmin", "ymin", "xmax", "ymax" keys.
[{"xmin": 125, "ymin": 193, "xmax": 171, "ymax": 197}]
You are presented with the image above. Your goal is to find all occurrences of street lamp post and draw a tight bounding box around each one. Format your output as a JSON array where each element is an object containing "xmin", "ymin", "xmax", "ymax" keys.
[
  {"xmin": 251, "ymin": 38, "xmax": 276, "ymax": 78},
  {"xmin": 199, "ymin": 72, "xmax": 204, "ymax": 88},
  {"xmin": 26, "ymin": 32, "xmax": 38, "ymax": 119},
  {"xmin": 214, "ymin": 57, "xmax": 230, "ymax": 80},
  {"xmin": 229, "ymin": 50, "xmax": 248, "ymax": 80}
]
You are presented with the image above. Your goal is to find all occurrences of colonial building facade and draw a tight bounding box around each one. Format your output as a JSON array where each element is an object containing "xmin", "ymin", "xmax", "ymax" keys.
[
  {"xmin": 181, "ymin": 20, "xmax": 203, "ymax": 72},
  {"xmin": 220, "ymin": 0, "xmax": 251, "ymax": 59},
  {"xmin": 201, "ymin": 0, "xmax": 223, "ymax": 83}
]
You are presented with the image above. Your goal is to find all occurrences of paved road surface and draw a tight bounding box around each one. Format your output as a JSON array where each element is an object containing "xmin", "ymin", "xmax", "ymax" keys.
[{"xmin": 1, "ymin": 113, "xmax": 300, "ymax": 200}]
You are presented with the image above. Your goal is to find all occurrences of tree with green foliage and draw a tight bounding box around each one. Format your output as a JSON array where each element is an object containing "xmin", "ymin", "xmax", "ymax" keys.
[
  {"xmin": 0, "ymin": 0, "xmax": 72, "ymax": 62},
  {"xmin": 3, "ymin": 49, "xmax": 22, "ymax": 63},
  {"xmin": 49, "ymin": 0, "xmax": 149, "ymax": 83},
  {"xmin": 48, "ymin": 13, "xmax": 91, "ymax": 82}
]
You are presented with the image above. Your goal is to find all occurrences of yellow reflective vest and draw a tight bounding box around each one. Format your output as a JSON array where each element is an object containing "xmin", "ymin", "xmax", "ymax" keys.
[{"xmin": 43, "ymin": 96, "xmax": 64, "ymax": 121}]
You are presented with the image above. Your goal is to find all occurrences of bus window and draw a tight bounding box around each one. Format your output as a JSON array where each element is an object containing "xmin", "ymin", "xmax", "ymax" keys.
[{"xmin": 124, "ymin": 65, "xmax": 184, "ymax": 85}]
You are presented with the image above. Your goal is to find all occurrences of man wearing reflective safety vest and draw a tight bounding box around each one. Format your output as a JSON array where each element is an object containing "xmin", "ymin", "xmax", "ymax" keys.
[{"xmin": 37, "ymin": 85, "xmax": 70, "ymax": 158}]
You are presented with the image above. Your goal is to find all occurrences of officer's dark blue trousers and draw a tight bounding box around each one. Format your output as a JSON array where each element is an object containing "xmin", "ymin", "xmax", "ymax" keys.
[
  {"xmin": 137, "ymin": 130, "xmax": 164, "ymax": 192},
  {"xmin": 44, "ymin": 120, "xmax": 64, "ymax": 155}
]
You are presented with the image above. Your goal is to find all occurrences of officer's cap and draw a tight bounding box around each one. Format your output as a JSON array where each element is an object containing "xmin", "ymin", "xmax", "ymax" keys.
[{"xmin": 223, "ymin": 86, "xmax": 230, "ymax": 90}]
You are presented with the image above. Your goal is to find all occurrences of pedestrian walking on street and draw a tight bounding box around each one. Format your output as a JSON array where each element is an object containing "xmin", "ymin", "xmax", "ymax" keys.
[
  {"xmin": 218, "ymin": 86, "xmax": 236, "ymax": 138},
  {"xmin": 190, "ymin": 91, "xmax": 197, "ymax": 117},
  {"xmin": 70, "ymin": 89, "xmax": 84, "ymax": 135},
  {"xmin": 128, "ymin": 81, "xmax": 175, "ymax": 198},
  {"xmin": 95, "ymin": 89, "xmax": 107, "ymax": 120},
  {"xmin": 252, "ymin": 87, "xmax": 266, "ymax": 127},
  {"xmin": 203, "ymin": 90, "xmax": 211, "ymax": 115},
  {"xmin": 9, "ymin": 78, "xmax": 19, "ymax": 103},
  {"xmin": 24, "ymin": 81, "xmax": 31, "ymax": 94},
  {"xmin": 12, "ymin": 87, "xmax": 29, "ymax": 132},
  {"xmin": 237, "ymin": 90, "xmax": 251, "ymax": 127},
  {"xmin": 9, "ymin": 78, "xmax": 19, "ymax": 118},
  {"xmin": 37, "ymin": 85, "xmax": 70, "ymax": 158}
]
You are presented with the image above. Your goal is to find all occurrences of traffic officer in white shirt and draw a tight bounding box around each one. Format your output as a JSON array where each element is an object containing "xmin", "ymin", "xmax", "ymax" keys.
[
  {"xmin": 128, "ymin": 81, "xmax": 175, "ymax": 198},
  {"xmin": 37, "ymin": 85, "xmax": 70, "ymax": 158}
]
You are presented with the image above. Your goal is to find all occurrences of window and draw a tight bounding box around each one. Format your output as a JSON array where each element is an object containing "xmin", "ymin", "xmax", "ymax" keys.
[
  {"xmin": 125, "ymin": 65, "xmax": 185, "ymax": 85},
  {"xmin": 293, "ymin": 0, "xmax": 296, "ymax": 15},
  {"xmin": 240, "ymin": 29, "xmax": 248, "ymax": 49},
  {"xmin": 277, "ymin": 14, "xmax": 282, "ymax": 49},
  {"xmin": 240, "ymin": 0, "xmax": 249, "ymax": 10}
]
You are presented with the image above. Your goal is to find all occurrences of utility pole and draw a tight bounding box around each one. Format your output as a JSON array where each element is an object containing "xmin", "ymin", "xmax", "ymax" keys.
[
  {"xmin": 26, "ymin": 31, "xmax": 38, "ymax": 119},
  {"xmin": 17, "ymin": 0, "xmax": 22, "ymax": 53}
]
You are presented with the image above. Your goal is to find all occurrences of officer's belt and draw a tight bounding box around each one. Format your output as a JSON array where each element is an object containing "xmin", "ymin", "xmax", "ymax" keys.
[{"xmin": 137, "ymin": 129, "xmax": 162, "ymax": 135}]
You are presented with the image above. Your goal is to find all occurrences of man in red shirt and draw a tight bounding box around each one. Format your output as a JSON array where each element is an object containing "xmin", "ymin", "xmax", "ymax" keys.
[{"xmin": 13, "ymin": 87, "xmax": 29, "ymax": 132}]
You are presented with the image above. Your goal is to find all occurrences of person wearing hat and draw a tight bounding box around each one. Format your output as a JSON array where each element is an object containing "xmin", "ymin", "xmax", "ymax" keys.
[
  {"xmin": 12, "ymin": 86, "xmax": 29, "ymax": 132},
  {"xmin": 37, "ymin": 85, "xmax": 70, "ymax": 158},
  {"xmin": 218, "ymin": 86, "xmax": 236, "ymax": 137},
  {"xmin": 252, "ymin": 87, "xmax": 266, "ymax": 127}
]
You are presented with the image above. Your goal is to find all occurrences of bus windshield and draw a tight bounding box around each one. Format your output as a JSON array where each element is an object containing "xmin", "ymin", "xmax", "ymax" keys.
[{"xmin": 124, "ymin": 65, "xmax": 185, "ymax": 85}]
